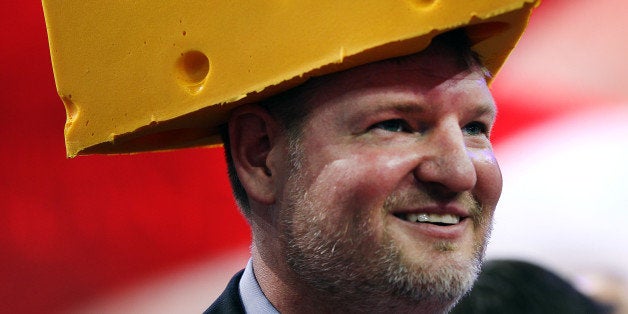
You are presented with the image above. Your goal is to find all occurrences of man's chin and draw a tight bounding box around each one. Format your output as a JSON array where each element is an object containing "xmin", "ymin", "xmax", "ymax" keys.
[{"xmin": 388, "ymin": 241, "xmax": 483, "ymax": 303}]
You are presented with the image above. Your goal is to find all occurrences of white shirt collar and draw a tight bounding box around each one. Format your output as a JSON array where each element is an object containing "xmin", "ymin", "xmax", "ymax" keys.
[{"xmin": 239, "ymin": 259, "xmax": 279, "ymax": 313}]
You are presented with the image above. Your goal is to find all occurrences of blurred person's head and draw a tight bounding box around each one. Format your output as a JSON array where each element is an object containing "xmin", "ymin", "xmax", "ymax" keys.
[{"xmin": 451, "ymin": 259, "xmax": 613, "ymax": 314}]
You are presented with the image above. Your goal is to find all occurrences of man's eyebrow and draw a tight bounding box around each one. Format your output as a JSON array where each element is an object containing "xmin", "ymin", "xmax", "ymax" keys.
[
  {"xmin": 349, "ymin": 98, "xmax": 497, "ymax": 123},
  {"xmin": 370, "ymin": 102, "xmax": 497, "ymax": 117},
  {"xmin": 345, "ymin": 102, "xmax": 425, "ymax": 126},
  {"xmin": 474, "ymin": 103, "xmax": 497, "ymax": 120},
  {"xmin": 388, "ymin": 102, "xmax": 427, "ymax": 114},
  {"xmin": 360, "ymin": 101, "xmax": 430, "ymax": 114}
]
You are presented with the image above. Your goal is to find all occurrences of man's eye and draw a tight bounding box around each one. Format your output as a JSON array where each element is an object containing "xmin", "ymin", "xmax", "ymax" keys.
[
  {"xmin": 463, "ymin": 122, "xmax": 488, "ymax": 136},
  {"xmin": 370, "ymin": 119, "xmax": 409, "ymax": 133}
]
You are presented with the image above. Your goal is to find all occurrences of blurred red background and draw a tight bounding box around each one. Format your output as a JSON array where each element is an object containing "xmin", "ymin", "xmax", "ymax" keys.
[
  {"xmin": 2, "ymin": 1, "xmax": 625, "ymax": 313},
  {"xmin": 1, "ymin": 3, "xmax": 252, "ymax": 313}
]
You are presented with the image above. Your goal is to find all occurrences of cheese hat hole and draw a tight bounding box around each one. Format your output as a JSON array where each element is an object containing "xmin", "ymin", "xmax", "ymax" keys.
[{"xmin": 176, "ymin": 50, "xmax": 210, "ymax": 90}]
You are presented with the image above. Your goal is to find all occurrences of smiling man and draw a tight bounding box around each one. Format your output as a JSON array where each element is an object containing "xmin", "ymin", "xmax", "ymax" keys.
[
  {"xmin": 211, "ymin": 29, "xmax": 503, "ymax": 313},
  {"xmin": 42, "ymin": 0, "xmax": 537, "ymax": 312}
]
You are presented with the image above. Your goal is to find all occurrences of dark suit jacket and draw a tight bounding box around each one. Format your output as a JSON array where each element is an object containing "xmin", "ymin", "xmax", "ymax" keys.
[{"xmin": 204, "ymin": 270, "xmax": 246, "ymax": 314}]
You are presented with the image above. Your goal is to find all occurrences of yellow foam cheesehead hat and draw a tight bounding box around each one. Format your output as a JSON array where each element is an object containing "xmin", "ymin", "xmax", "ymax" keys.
[{"xmin": 43, "ymin": 0, "xmax": 539, "ymax": 157}]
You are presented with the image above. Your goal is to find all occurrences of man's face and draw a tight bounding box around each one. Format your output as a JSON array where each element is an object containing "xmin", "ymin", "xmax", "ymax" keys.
[{"xmin": 271, "ymin": 42, "xmax": 502, "ymax": 312}]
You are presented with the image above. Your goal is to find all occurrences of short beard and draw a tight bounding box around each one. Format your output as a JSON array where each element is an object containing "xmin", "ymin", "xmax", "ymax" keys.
[{"xmin": 278, "ymin": 137, "xmax": 491, "ymax": 313}]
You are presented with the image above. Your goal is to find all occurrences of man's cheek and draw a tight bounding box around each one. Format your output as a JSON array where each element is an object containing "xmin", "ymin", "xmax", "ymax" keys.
[
  {"xmin": 307, "ymin": 151, "xmax": 417, "ymax": 213},
  {"xmin": 469, "ymin": 148, "xmax": 502, "ymax": 208}
]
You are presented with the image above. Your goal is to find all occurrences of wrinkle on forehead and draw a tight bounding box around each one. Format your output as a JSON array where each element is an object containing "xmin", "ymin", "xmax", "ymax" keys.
[
  {"xmin": 323, "ymin": 60, "xmax": 488, "ymax": 106},
  {"xmin": 304, "ymin": 36, "xmax": 488, "ymax": 100},
  {"xmin": 378, "ymin": 36, "xmax": 488, "ymax": 80}
]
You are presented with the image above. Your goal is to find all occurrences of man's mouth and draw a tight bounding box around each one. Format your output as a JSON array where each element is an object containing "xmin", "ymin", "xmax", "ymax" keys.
[{"xmin": 394, "ymin": 213, "xmax": 462, "ymax": 226}]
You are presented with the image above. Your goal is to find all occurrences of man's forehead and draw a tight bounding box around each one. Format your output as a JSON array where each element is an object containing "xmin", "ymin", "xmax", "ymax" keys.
[
  {"xmin": 310, "ymin": 45, "xmax": 486, "ymax": 96},
  {"xmin": 259, "ymin": 31, "xmax": 494, "ymax": 129},
  {"xmin": 298, "ymin": 64, "xmax": 494, "ymax": 126}
]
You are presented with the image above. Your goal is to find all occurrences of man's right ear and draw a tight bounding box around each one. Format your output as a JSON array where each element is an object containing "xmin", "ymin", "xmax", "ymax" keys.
[{"xmin": 227, "ymin": 104, "xmax": 279, "ymax": 205}]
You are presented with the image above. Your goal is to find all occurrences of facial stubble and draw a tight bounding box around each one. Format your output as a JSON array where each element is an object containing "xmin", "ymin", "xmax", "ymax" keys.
[{"xmin": 278, "ymin": 138, "xmax": 492, "ymax": 312}]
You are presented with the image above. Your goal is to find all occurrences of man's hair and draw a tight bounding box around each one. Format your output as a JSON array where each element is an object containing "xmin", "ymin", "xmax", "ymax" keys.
[
  {"xmin": 220, "ymin": 82, "xmax": 317, "ymax": 216},
  {"xmin": 220, "ymin": 28, "xmax": 487, "ymax": 217}
]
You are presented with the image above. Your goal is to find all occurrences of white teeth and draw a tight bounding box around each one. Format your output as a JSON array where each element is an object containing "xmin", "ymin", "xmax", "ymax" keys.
[{"xmin": 406, "ymin": 213, "xmax": 460, "ymax": 225}]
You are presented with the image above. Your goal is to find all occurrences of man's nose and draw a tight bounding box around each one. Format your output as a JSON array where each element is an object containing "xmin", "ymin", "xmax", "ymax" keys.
[{"xmin": 413, "ymin": 123, "xmax": 477, "ymax": 193}]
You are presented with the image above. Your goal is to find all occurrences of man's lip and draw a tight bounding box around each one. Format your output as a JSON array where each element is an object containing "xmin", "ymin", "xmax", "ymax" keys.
[
  {"xmin": 390, "ymin": 210, "xmax": 470, "ymax": 240},
  {"xmin": 391, "ymin": 205, "xmax": 470, "ymax": 218},
  {"xmin": 389, "ymin": 205, "xmax": 472, "ymax": 240}
]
